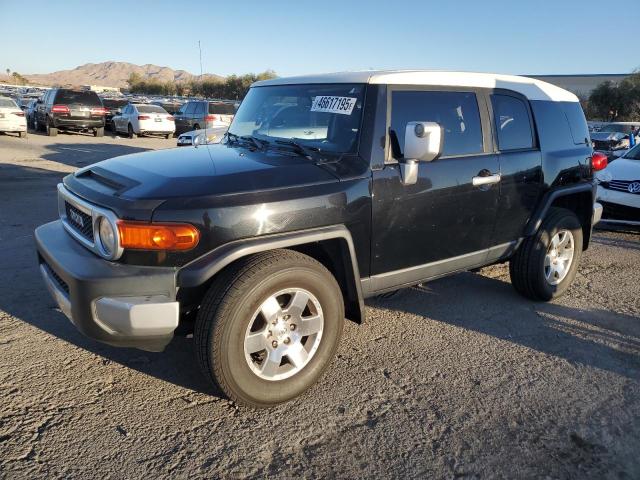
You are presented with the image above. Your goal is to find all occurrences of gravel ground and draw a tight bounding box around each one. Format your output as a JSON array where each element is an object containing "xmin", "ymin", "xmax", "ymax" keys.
[{"xmin": 1, "ymin": 131, "xmax": 639, "ymax": 479}]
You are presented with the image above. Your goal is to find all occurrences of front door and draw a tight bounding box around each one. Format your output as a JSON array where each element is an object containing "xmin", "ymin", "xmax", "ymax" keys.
[{"xmin": 370, "ymin": 88, "xmax": 501, "ymax": 291}]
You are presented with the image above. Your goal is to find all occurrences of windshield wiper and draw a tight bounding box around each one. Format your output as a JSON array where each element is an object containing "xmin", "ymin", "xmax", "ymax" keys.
[
  {"xmin": 225, "ymin": 132, "xmax": 267, "ymax": 151},
  {"xmin": 274, "ymin": 139, "xmax": 325, "ymax": 162}
]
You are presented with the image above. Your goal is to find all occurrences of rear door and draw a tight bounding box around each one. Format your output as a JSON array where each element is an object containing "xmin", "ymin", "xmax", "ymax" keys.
[
  {"xmin": 370, "ymin": 88, "xmax": 501, "ymax": 289},
  {"xmin": 488, "ymin": 91, "xmax": 542, "ymax": 255},
  {"xmin": 192, "ymin": 101, "xmax": 205, "ymax": 128}
]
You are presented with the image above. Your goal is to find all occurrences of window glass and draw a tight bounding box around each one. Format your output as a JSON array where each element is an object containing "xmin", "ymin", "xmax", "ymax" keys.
[
  {"xmin": 390, "ymin": 90, "xmax": 483, "ymax": 158},
  {"xmin": 561, "ymin": 102, "xmax": 589, "ymax": 145},
  {"xmin": 193, "ymin": 102, "xmax": 205, "ymax": 115},
  {"xmin": 491, "ymin": 94, "xmax": 533, "ymax": 150},
  {"xmin": 229, "ymin": 83, "xmax": 364, "ymax": 153},
  {"xmin": 209, "ymin": 102, "xmax": 237, "ymax": 114},
  {"xmin": 136, "ymin": 104, "xmax": 168, "ymax": 114},
  {"xmin": 184, "ymin": 102, "xmax": 197, "ymax": 115},
  {"xmin": 0, "ymin": 98, "xmax": 18, "ymax": 108},
  {"xmin": 55, "ymin": 89, "xmax": 102, "ymax": 106}
]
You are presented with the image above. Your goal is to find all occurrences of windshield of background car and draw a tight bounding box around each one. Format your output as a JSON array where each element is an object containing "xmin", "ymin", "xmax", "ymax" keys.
[
  {"xmin": 102, "ymin": 99, "xmax": 128, "ymax": 108},
  {"xmin": 623, "ymin": 143, "xmax": 640, "ymax": 160},
  {"xmin": 228, "ymin": 83, "xmax": 365, "ymax": 153},
  {"xmin": 0, "ymin": 98, "xmax": 18, "ymax": 108}
]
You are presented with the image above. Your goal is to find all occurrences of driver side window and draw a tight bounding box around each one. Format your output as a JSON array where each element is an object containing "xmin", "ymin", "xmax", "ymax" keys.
[{"xmin": 390, "ymin": 90, "xmax": 484, "ymax": 159}]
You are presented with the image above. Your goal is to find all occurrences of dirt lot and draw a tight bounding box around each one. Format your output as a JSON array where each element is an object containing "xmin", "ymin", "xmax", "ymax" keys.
[{"xmin": 1, "ymin": 131, "xmax": 639, "ymax": 479}]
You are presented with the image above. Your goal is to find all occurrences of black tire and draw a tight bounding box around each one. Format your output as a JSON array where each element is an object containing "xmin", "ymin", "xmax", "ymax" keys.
[
  {"xmin": 94, "ymin": 127, "xmax": 104, "ymax": 137},
  {"xmin": 165, "ymin": 133, "xmax": 172, "ymax": 139},
  {"xmin": 127, "ymin": 124, "xmax": 136, "ymax": 139},
  {"xmin": 193, "ymin": 124, "xmax": 200, "ymax": 131},
  {"xmin": 18, "ymin": 131, "xmax": 27, "ymax": 139},
  {"xmin": 46, "ymin": 119, "xmax": 57, "ymax": 137},
  {"xmin": 34, "ymin": 117, "xmax": 40, "ymax": 132},
  {"xmin": 195, "ymin": 249, "xmax": 344, "ymax": 408},
  {"xmin": 509, "ymin": 207, "xmax": 583, "ymax": 301}
]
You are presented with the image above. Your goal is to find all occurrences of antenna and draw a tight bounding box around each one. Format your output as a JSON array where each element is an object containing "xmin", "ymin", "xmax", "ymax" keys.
[{"xmin": 198, "ymin": 40, "xmax": 206, "ymax": 148}]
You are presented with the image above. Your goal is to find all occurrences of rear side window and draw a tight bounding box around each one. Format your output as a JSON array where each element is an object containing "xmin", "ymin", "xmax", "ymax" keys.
[
  {"xmin": 390, "ymin": 90, "xmax": 483, "ymax": 158},
  {"xmin": 184, "ymin": 102, "xmax": 197, "ymax": 114},
  {"xmin": 209, "ymin": 103, "xmax": 236, "ymax": 114},
  {"xmin": 561, "ymin": 102, "xmax": 589, "ymax": 145},
  {"xmin": 491, "ymin": 94, "xmax": 533, "ymax": 150},
  {"xmin": 54, "ymin": 90, "xmax": 102, "ymax": 106},
  {"xmin": 193, "ymin": 102, "xmax": 205, "ymax": 115}
]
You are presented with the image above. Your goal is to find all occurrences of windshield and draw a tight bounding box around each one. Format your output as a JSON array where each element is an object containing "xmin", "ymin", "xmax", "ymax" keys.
[
  {"xmin": 0, "ymin": 98, "xmax": 17, "ymax": 108},
  {"xmin": 600, "ymin": 124, "xmax": 634, "ymax": 134},
  {"xmin": 228, "ymin": 83, "xmax": 365, "ymax": 153},
  {"xmin": 136, "ymin": 104, "xmax": 168, "ymax": 114},
  {"xmin": 623, "ymin": 143, "xmax": 640, "ymax": 160}
]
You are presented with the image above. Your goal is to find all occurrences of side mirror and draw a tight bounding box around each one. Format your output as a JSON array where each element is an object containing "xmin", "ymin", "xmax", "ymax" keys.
[
  {"xmin": 399, "ymin": 121, "xmax": 443, "ymax": 186},
  {"xmin": 404, "ymin": 121, "xmax": 443, "ymax": 162}
]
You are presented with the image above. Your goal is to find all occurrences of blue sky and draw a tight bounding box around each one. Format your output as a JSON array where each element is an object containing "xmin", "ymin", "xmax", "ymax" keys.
[{"xmin": 1, "ymin": 0, "xmax": 637, "ymax": 77}]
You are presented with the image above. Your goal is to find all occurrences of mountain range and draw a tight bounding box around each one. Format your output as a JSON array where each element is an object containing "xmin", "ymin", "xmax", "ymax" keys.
[{"xmin": 3, "ymin": 61, "xmax": 223, "ymax": 88}]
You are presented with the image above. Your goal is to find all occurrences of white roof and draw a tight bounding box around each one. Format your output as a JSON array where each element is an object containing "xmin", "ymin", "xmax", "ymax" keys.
[{"xmin": 253, "ymin": 70, "xmax": 579, "ymax": 103}]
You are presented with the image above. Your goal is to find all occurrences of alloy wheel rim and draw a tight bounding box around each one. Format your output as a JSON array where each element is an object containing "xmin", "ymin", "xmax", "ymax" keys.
[
  {"xmin": 544, "ymin": 230, "xmax": 575, "ymax": 285},
  {"xmin": 244, "ymin": 288, "xmax": 324, "ymax": 381}
]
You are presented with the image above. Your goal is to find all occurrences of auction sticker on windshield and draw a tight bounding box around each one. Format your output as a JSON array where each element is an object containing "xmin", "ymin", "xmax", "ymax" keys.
[{"xmin": 311, "ymin": 96, "xmax": 357, "ymax": 115}]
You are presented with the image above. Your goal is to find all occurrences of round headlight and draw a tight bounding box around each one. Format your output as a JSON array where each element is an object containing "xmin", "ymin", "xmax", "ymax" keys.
[{"xmin": 98, "ymin": 217, "xmax": 117, "ymax": 257}]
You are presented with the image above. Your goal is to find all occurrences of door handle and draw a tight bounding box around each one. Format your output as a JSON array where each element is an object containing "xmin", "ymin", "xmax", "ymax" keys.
[{"xmin": 472, "ymin": 173, "xmax": 501, "ymax": 186}]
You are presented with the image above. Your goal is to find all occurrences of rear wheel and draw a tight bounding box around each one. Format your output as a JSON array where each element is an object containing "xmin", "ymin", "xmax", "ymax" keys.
[
  {"xmin": 94, "ymin": 127, "xmax": 104, "ymax": 137},
  {"xmin": 195, "ymin": 249, "xmax": 344, "ymax": 408},
  {"xmin": 18, "ymin": 131, "xmax": 27, "ymax": 138},
  {"xmin": 165, "ymin": 133, "xmax": 172, "ymax": 139},
  {"xmin": 509, "ymin": 207, "xmax": 583, "ymax": 301},
  {"xmin": 127, "ymin": 124, "xmax": 136, "ymax": 139}
]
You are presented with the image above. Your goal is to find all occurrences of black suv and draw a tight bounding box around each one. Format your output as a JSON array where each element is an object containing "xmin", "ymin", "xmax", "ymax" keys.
[
  {"xmin": 34, "ymin": 88, "xmax": 106, "ymax": 137},
  {"xmin": 35, "ymin": 71, "xmax": 603, "ymax": 407}
]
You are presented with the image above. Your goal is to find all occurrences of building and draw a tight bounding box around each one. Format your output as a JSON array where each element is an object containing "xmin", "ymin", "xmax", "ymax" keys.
[
  {"xmin": 529, "ymin": 74, "xmax": 630, "ymax": 98},
  {"xmin": 82, "ymin": 85, "xmax": 121, "ymax": 93}
]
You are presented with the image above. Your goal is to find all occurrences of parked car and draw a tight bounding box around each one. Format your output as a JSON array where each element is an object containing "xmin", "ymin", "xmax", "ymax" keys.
[
  {"xmin": 590, "ymin": 122, "xmax": 640, "ymax": 159},
  {"xmin": 101, "ymin": 98, "xmax": 129, "ymax": 131},
  {"xmin": 176, "ymin": 126, "xmax": 228, "ymax": 146},
  {"xmin": 112, "ymin": 103, "xmax": 175, "ymax": 138},
  {"xmin": 25, "ymin": 99, "xmax": 39, "ymax": 129},
  {"xmin": 35, "ymin": 71, "xmax": 601, "ymax": 407},
  {"xmin": 596, "ymin": 143, "xmax": 640, "ymax": 225},
  {"xmin": 174, "ymin": 100, "xmax": 237, "ymax": 134},
  {"xmin": 34, "ymin": 88, "xmax": 106, "ymax": 137},
  {"xmin": 0, "ymin": 96, "xmax": 27, "ymax": 138}
]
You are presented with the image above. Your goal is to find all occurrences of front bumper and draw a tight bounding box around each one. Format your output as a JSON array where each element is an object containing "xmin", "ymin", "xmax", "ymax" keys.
[
  {"xmin": 596, "ymin": 186, "xmax": 640, "ymax": 225},
  {"xmin": 36, "ymin": 220, "xmax": 179, "ymax": 351}
]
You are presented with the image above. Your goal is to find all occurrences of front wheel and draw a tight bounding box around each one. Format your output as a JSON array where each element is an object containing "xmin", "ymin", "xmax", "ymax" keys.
[
  {"xmin": 195, "ymin": 250, "xmax": 344, "ymax": 408},
  {"xmin": 509, "ymin": 207, "xmax": 583, "ymax": 301}
]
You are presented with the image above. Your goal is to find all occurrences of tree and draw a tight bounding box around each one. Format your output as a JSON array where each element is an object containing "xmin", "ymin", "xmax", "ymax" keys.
[{"xmin": 588, "ymin": 70, "xmax": 640, "ymax": 121}]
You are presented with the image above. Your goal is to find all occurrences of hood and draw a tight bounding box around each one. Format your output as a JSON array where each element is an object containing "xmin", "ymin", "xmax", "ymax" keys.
[
  {"xmin": 591, "ymin": 131, "xmax": 626, "ymax": 142},
  {"xmin": 67, "ymin": 143, "xmax": 341, "ymax": 201},
  {"xmin": 597, "ymin": 158, "xmax": 640, "ymax": 182}
]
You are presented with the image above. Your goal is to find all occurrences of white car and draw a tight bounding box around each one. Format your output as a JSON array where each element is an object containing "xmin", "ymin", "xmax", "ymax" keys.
[
  {"xmin": 596, "ymin": 144, "xmax": 640, "ymax": 225},
  {"xmin": 0, "ymin": 96, "xmax": 27, "ymax": 138},
  {"xmin": 176, "ymin": 127, "xmax": 228, "ymax": 147},
  {"xmin": 113, "ymin": 103, "xmax": 175, "ymax": 139}
]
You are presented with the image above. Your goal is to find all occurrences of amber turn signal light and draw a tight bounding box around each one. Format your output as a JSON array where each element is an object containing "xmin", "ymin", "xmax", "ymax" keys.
[{"xmin": 117, "ymin": 221, "xmax": 199, "ymax": 251}]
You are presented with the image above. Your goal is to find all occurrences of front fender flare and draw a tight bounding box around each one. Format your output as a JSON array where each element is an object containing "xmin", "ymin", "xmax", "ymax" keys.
[{"xmin": 177, "ymin": 225, "xmax": 365, "ymax": 322}]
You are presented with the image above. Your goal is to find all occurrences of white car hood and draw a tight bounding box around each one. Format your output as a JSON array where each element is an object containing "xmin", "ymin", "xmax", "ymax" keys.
[{"xmin": 596, "ymin": 158, "xmax": 640, "ymax": 182}]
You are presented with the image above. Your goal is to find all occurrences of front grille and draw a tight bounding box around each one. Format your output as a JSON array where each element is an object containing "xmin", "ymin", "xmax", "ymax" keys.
[
  {"xmin": 600, "ymin": 201, "xmax": 640, "ymax": 222},
  {"xmin": 601, "ymin": 179, "xmax": 640, "ymax": 194},
  {"xmin": 64, "ymin": 201, "xmax": 93, "ymax": 240},
  {"xmin": 42, "ymin": 261, "xmax": 70, "ymax": 295}
]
